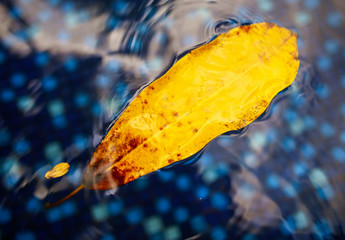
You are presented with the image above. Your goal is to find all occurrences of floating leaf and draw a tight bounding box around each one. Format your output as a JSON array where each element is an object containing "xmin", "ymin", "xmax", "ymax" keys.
[
  {"xmin": 84, "ymin": 22, "xmax": 299, "ymax": 190},
  {"xmin": 46, "ymin": 22, "xmax": 299, "ymax": 207},
  {"xmin": 45, "ymin": 162, "xmax": 70, "ymax": 179}
]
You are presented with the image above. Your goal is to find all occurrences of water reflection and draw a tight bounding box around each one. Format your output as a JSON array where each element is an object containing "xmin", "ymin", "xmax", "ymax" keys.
[{"xmin": 0, "ymin": 0, "xmax": 345, "ymax": 239}]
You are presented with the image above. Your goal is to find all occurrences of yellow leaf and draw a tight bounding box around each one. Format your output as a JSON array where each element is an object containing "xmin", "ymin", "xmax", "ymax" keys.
[
  {"xmin": 84, "ymin": 22, "xmax": 299, "ymax": 190},
  {"xmin": 45, "ymin": 162, "xmax": 70, "ymax": 179}
]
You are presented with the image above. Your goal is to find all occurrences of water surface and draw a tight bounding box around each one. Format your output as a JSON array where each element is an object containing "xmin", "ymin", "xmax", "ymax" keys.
[{"xmin": 0, "ymin": 0, "xmax": 344, "ymax": 239}]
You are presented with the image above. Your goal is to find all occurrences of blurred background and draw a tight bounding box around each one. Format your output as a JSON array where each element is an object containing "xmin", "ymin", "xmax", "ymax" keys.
[{"xmin": 0, "ymin": 0, "xmax": 344, "ymax": 239}]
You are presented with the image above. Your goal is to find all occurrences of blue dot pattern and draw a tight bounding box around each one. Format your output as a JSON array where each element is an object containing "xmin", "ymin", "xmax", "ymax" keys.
[{"xmin": 0, "ymin": 0, "xmax": 344, "ymax": 239}]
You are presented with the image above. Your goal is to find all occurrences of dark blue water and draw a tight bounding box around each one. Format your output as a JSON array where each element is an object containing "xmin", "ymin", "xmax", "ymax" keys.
[{"xmin": 0, "ymin": 0, "xmax": 345, "ymax": 239}]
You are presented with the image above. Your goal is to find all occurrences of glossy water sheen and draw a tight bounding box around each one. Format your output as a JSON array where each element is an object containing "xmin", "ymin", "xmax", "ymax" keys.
[{"xmin": 0, "ymin": 0, "xmax": 344, "ymax": 239}]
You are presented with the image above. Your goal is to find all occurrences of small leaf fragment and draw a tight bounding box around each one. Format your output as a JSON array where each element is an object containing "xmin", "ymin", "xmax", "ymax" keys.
[{"xmin": 45, "ymin": 162, "xmax": 70, "ymax": 179}]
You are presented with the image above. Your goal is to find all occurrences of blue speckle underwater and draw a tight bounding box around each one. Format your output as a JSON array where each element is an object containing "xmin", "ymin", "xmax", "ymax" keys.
[{"xmin": 0, "ymin": 0, "xmax": 345, "ymax": 239}]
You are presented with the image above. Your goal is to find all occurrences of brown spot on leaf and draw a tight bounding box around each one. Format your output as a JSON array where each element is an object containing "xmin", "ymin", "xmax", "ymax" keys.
[
  {"xmin": 291, "ymin": 49, "xmax": 299, "ymax": 61},
  {"xmin": 193, "ymin": 128, "xmax": 198, "ymax": 133},
  {"xmin": 128, "ymin": 176, "xmax": 135, "ymax": 182},
  {"xmin": 241, "ymin": 25, "xmax": 251, "ymax": 33},
  {"xmin": 129, "ymin": 137, "xmax": 141, "ymax": 149},
  {"xmin": 143, "ymin": 143, "xmax": 148, "ymax": 148},
  {"xmin": 168, "ymin": 159, "xmax": 173, "ymax": 163},
  {"xmin": 89, "ymin": 167, "xmax": 125, "ymax": 189},
  {"xmin": 158, "ymin": 113, "xmax": 166, "ymax": 120},
  {"xmin": 177, "ymin": 122, "xmax": 182, "ymax": 127},
  {"xmin": 115, "ymin": 155, "xmax": 123, "ymax": 163},
  {"xmin": 110, "ymin": 166, "xmax": 136, "ymax": 186},
  {"xmin": 177, "ymin": 153, "xmax": 181, "ymax": 157},
  {"xmin": 265, "ymin": 22, "xmax": 276, "ymax": 29}
]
